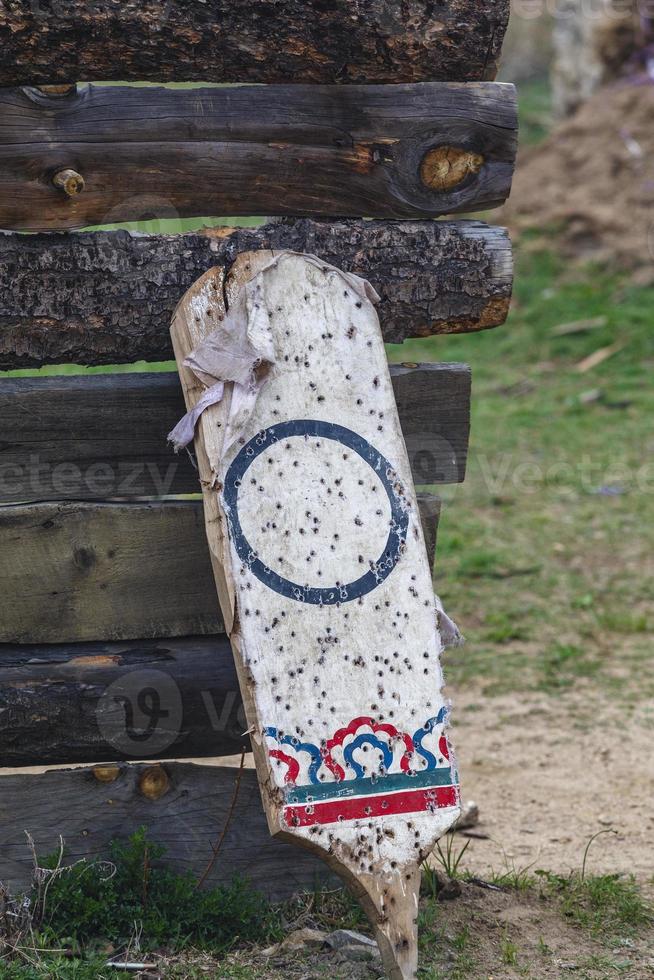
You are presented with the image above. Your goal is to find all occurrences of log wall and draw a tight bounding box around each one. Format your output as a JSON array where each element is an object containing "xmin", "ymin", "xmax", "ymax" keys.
[
  {"xmin": 0, "ymin": 219, "xmax": 513, "ymax": 368},
  {"xmin": 0, "ymin": 0, "xmax": 511, "ymax": 87}
]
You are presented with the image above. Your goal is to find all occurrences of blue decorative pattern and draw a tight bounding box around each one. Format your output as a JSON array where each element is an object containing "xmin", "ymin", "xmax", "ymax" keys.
[
  {"xmin": 265, "ymin": 711, "xmax": 453, "ymax": 791},
  {"xmin": 222, "ymin": 420, "xmax": 410, "ymax": 604}
]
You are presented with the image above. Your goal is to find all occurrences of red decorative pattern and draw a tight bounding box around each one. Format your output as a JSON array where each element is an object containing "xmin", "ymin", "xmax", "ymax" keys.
[{"xmin": 284, "ymin": 783, "xmax": 459, "ymax": 828}]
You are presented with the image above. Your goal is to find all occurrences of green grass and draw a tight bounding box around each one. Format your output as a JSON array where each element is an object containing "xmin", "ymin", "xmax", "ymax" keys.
[
  {"xmin": 417, "ymin": 913, "xmax": 477, "ymax": 980},
  {"xmin": 0, "ymin": 829, "xmax": 281, "ymax": 978},
  {"xmin": 0, "ymin": 957, "xmax": 110, "ymax": 980},
  {"xmin": 432, "ymin": 836, "xmax": 471, "ymax": 881},
  {"xmin": 501, "ymin": 930, "xmax": 519, "ymax": 966},
  {"xmin": 515, "ymin": 76, "xmax": 552, "ymax": 147},
  {"xmin": 537, "ymin": 870, "xmax": 652, "ymax": 942},
  {"xmin": 390, "ymin": 242, "xmax": 654, "ymax": 704},
  {"xmin": 486, "ymin": 859, "xmax": 537, "ymax": 893}
]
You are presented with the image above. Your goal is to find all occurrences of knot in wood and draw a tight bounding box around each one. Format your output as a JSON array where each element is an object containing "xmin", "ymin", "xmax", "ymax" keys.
[
  {"xmin": 36, "ymin": 84, "xmax": 77, "ymax": 98},
  {"xmin": 138, "ymin": 764, "xmax": 170, "ymax": 801},
  {"xmin": 420, "ymin": 146, "xmax": 483, "ymax": 192},
  {"xmin": 53, "ymin": 168, "xmax": 85, "ymax": 197},
  {"xmin": 92, "ymin": 764, "xmax": 121, "ymax": 784}
]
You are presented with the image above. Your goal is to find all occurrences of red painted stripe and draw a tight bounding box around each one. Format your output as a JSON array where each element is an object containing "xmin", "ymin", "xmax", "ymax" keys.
[{"xmin": 284, "ymin": 784, "xmax": 459, "ymax": 828}]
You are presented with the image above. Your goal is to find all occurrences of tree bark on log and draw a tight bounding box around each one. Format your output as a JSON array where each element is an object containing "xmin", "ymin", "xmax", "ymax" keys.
[
  {"xmin": 0, "ymin": 218, "xmax": 513, "ymax": 368},
  {"xmin": 0, "ymin": 365, "xmax": 469, "ymax": 504},
  {"xmin": 0, "ymin": 82, "xmax": 517, "ymax": 230},
  {"xmin": 0, "ymin": 0, "xmax": 511, "ymax": 87}
]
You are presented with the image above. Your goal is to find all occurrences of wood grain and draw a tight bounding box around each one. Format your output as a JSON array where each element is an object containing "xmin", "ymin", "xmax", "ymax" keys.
[
  {"xmin": 0, "ymin": 636, "xmax": 245, "ymax": 766},
  {"xmin": 0, "ymin": 365, "xmax": 469, "ymax": 504},
  {"xmin": 0, "ymin": 494, "xmax": 440, "ymax": 645},
  {"xmin": 0, "ymin": 219, "xmax": 513, "ymax": 368},
  {"xmin": 0, "ymin": 501, "xmax": 221, "ymax": 643},
  {"xmin": 0, "ymin": 0, "xmax": 510, "ymax": 87},
  {"xmin": 0, "ymin": 83, "xmax": 517, "ymax": 230},
  {"xmin": 0, "ymin": 762, "xmax": 335, "ymax": 901}
]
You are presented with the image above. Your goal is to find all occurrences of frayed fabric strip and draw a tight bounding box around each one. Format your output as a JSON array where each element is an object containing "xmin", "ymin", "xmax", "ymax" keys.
[
  {"xmin": 168, "ymin": 381, "xmax": 225, "ymax": 452},
  {"xmin": 434, "ymin": 594, "xmax": 465, "ymax": 650},
  {"xmin": 168, "ymin": 251, "xmax": 380, "ymax": 453}
]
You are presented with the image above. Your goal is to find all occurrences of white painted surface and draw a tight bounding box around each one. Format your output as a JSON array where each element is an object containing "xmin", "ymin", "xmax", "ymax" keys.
[{"xmin": 207, "ymin": 254, "xmax": 460, "ymax": 871}]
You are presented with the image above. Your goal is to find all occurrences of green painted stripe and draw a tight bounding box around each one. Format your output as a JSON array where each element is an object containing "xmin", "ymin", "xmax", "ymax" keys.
[{"xmin": 284, "ymin": 767, "xmax": 454, "ymax": 805}]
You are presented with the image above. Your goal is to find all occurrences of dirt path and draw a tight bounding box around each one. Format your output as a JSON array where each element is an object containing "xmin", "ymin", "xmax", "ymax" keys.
[{"xmin": 449, "ymin": 684, "xmax": 654, "ymax": 889}]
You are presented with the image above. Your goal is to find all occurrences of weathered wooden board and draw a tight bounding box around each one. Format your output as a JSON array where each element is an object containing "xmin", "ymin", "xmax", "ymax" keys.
[
  {"xmin": 0, "ymin": 366, "xmax": 468, "ymax": 504},
  {"xmin": 0, "ymin": 496, "xmax": 436, "ymax": 768},
  {"xmin": 0, "ymin": 501, "xmax": 220, "ymax": 644},
  {"xmin": 0, "ymin": 83, "xmax": 517, "ymax": 230},
  {"xmin": 171, "ymin": 254, "xmax": 459, "ymax": 978},
  {"xmin": 0, "ymin": 1, "xmax": 510, "ymax": 87},
  {"xmin": 0, "ymin": 762, "xmax": 335, "ymax": 901},
  {"xmin": 0, "ymin": 636, "xmax": 246, "ymax": 766},
  {"xmin": 0, "ymin": 219, "xmax": 513, "ymax": 368},
  {"xmin": 0, "ymin": 494, "xmax": 439, "ymax": 646}
]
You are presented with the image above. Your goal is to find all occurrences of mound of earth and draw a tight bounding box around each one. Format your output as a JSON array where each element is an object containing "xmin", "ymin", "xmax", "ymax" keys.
[{"xmin": 501, "ymin": 82, "xmax": 654, "ymax": 270}]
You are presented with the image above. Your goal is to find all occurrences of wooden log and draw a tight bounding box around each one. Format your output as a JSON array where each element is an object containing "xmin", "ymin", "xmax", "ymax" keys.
[
  {"xmin": 0, "ymin": 219, "xmax": 513, "ymax": 368},
  {"xmin": 0, "ymin": 496, "xmax": 439, "ymax": 768},
  {"xmin": 0, "ymin": 762, "xmax": 335, "ymax": 901},
  {"xmin": 0, "ymin": 365, "xmax": 469, "ymax": 504},
  {"xmin": 0, "ymin": 494, "xmax": 440, "ymax": 645},
  {"xmin": 0, "ymin": 1, "xmax": 511, "ymax": 88},
  {"xmin": 0, "ymin": 637, "xmax": 245, "ymax": 766},
  {"xmin": 0, "ymin": 83, "xmax": 517, "ymax": 231}
]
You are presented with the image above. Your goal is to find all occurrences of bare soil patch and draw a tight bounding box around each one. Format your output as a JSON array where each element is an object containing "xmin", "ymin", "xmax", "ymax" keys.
[
  {"xmin": 501, "ymin": 82, "xmax": 654, "ymax": 270},
  {"xmin": 449, "ymin": 686, "xmax": 654, "ymax": 890}
]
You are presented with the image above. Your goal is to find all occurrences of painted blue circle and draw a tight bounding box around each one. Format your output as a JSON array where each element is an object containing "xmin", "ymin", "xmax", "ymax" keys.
[{"xmin": 222, "ymin": 420, "xmax": 409, "ymax": 605}]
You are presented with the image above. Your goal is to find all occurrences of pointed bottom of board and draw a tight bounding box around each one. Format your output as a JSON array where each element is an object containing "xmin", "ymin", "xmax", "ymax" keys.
[{"xmin": 343, "ymin": 862, "xmax": 421, "ymax": 980}]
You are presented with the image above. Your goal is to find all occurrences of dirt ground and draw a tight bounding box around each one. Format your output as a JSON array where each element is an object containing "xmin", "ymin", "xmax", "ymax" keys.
[
  {"xmin": 449, "ymin": 683, "xmax": 654, "ymax": 891},
  {"xmin": 168, "ymin": 880, "xmax": 654, "ymax": 980},
  {"xmin": 501, "ymin": 82, "xmax": 654, "ymax": 271}
]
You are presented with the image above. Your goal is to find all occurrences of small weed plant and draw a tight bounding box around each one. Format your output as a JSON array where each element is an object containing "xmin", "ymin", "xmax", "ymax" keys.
[
  {"xmin": 432, "ymin": 835, "xmax": 471, "ymax": 881},
  {"xmin": 0, "ymin": 828, "xmax": 280, "ymax": 977},
  {"xmin": 36, "ymin": 827, "xmax": 278, "ymax": 952}
]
